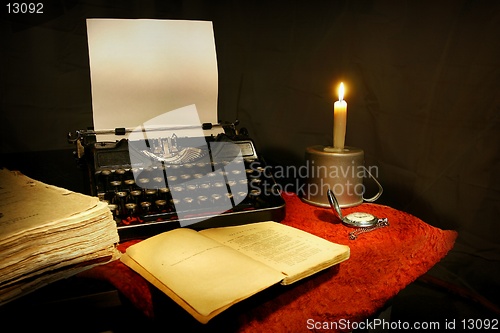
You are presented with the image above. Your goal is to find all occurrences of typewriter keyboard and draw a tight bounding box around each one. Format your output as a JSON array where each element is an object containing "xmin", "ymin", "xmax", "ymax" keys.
[{"xmin": 95, "ymin": 158, "xmax": 284, "ymax": 238}]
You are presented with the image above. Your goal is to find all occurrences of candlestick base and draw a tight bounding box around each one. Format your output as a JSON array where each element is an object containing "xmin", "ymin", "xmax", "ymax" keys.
[
  {"xmin": 323, "ymin": 146, "xmax": 346, "ymax": 153},
  {"xmin": 301, "ymin": 145, "xmax": 367, "ymax": 208}
]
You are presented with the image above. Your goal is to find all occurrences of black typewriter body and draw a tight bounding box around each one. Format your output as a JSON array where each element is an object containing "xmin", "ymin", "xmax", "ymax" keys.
[{"xmin": 69, "ymin": 122, "xmax": 285, "ymax": 240}]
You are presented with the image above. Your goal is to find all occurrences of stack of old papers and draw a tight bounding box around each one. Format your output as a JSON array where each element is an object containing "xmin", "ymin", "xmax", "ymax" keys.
[{"xmin": 0, "ymin": 169, "xmax": 120, "ymax": 305}]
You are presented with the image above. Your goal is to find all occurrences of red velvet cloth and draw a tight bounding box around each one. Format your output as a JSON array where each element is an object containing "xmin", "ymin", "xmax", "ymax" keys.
[{"xmin": 80, "ymin": 192, "xmax": 457, "ymax": 332}]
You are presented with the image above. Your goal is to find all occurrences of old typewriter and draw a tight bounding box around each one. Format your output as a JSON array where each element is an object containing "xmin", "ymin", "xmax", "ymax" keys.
[{"xmin": 68, "ymin": 121, "xmax": 285, "ymax": 240}]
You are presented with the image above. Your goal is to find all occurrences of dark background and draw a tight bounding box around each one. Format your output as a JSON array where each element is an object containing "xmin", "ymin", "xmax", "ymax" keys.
[{"xmin": 1, "ymin": 0, "xmax": 499, "ymax": 316}]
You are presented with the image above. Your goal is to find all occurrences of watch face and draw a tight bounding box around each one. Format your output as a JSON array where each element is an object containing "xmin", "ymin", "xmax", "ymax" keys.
[
  {"xmin": 346, "ymin": 212, "xmax": 375, "ymax": 222},
  {"xmin": 343, "ymin": 212, "xmax": 377, "ymax": 227}
]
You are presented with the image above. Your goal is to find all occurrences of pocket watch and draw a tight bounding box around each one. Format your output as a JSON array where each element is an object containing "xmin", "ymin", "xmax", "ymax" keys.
[{"xmin": 327, "ymin": 189, "xmax": 378, "ymax": 227}]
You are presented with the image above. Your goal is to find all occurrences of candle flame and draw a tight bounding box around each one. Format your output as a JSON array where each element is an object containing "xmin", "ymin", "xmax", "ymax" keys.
[{"xmin": 338, "ymin": 82, "xmax": 344, "ymax": 101}]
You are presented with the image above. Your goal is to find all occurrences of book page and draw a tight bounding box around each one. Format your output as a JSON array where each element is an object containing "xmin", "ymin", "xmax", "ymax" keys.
[
  {"xmin": 123, "ymin": 228, "xmax": 285, "ymax": 319},
  {"xmin": 200, "ymin": 222, "xmax": 350, "ymax": 285},
  {"xmin": 0, "ymin": 170, "xmax": 120, "ymax": 306},
  {"xmin": 0, "ymin": 169, "xmax": 101, "ymax": 240}
]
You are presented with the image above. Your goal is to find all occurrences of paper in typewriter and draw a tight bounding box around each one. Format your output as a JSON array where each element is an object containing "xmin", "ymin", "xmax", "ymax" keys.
[{"xmin": 86, "ymin": 19, "xmax": 219, "ymax": 140}]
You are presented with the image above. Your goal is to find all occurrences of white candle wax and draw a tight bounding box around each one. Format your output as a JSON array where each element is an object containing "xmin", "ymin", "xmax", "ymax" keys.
[{"xmin": 333, "ymin": 82, "xmax": 347, "ymax": 150}]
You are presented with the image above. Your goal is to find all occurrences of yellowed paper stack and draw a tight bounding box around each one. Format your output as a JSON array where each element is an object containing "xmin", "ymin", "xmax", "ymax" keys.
[{"xmin": 0, "ymin": 169, "xmax": 120, "ymax": 305}]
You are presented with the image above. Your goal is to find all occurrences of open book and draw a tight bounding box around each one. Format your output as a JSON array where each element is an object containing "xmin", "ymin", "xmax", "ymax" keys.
[{"xmin": 121, "ymin": 221, "xmax": 350, "ymax": 323}]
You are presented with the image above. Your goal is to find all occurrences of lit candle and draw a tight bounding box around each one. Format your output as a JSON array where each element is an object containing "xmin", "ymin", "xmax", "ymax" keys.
[{"xmin": 333, "ymin": 82, "xmax": 347, "ymax": 150}]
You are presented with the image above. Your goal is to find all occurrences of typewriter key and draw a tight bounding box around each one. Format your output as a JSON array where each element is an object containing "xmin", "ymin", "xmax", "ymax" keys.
[
  {"xmin": 236, "ymin": 191, "xmax": 247, "ymax": 201},
  {"xmin": 224, "ymin": 192, "xmax": 234, "ymax": 203},
  {"xmin": 249, "ymin": 189, "xmax": 265, "ymax": 207},
  {"xmin": 130, "ymin": 189, "xmax": 142, "ymax": 201},
  {"xmin": 153, "ymin": 176, "xmax": 164, "ymax": 185},
  {"xmin": 115, "ymin": 169, "xmax": 126, "ymax": 179},
  {"xmin": 250, "ymin": 178, "xmax": 262, "ymax": 186},
  {"xmin": 197, "ymin": 195, "xmax": 208, "ymax": 205},
  {"xmin": 171, "ymin": 186, "xmax": 184, "ymax": 194},
  {"xmin": 213, "ymin": 181, "xmax": 225, "ymax": 189},
  {"xmin": 116, "ymin": 191, "xmax": 128, "ymax": 200},
  {"xmin": 158, "ymin": 187, "xmax": 170, "ymax": 198},
  {"xmin": 145, "ymin": 166, "xmax": 153, "ymax": 172},
  {"xmin": 144, "ymin": 190, "xmax": 156, "ymax": 207},
  {"xmin": 211, "ymin": 193, "xmax": 222, "ymax": 203},
  {"xmin": 183, "ymin": 197, "xmax": 194, "ymax": 204},
  {"xmin": 140, "ymin": 201, "xmax": 152, "ymax": 213},
  {"xmin": 110, "ymin": 180, "xmax": 122, "ymax": 191},
  {"xmin": 124, "ymin": 179, "xmax": 135, "ymax": 188},
  {"xmin": 249, "ymin": 189, "xmax": 261, "ymax": 197},
  {"xmin": 186, "ymin": 184, "xmax": 197, "ymax": 192},
  {"xmin": 145, "ymin": 188, "xmax": 157, "ymax": 197},
  {"xmin": 155, "ymin": 199, "xmax": 167, "ymax": 211},
  {"xmin": 115, "ymin": 191, "xmax": 128, "ymax": 212},
  {"xmin": 107, "ymin": 203, "xmax": 118, "ymax": 217},
  {"xmin": 125, "ymin": 203, "xmax": 137, "ymax": 216}
]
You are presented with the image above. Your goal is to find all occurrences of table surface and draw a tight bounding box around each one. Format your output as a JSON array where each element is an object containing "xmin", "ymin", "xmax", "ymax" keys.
[{"xmin": 79, "ymin": 192, "xmax": 457, "ymax": 333}]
